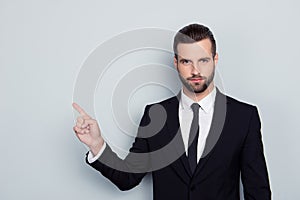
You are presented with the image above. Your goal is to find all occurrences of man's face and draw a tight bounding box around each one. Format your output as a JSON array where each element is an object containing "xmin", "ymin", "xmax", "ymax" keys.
[{"xmin": 174, "ymin": 38, "xmax": 218, "ymax": 94}]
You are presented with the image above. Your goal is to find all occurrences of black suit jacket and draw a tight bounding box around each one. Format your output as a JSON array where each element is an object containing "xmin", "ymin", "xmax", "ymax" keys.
[{"xmin": 87, "ymin": 89, "xmax": 271, "ymax": 200}]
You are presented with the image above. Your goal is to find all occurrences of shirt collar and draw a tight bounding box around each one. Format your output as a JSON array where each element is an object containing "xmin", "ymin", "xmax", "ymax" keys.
[{"xmin": 180, "ymin": 87, "xmax": 216, "ymax": 113}]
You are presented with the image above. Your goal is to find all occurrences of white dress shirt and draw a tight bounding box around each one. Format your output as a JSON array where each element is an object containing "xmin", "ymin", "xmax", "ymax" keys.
[
  {"xmin": 179, "ymin": 87, "xmax": 216, "ymax": 162},
  {"xmin": 87, "ymin": 87, "xmax": 216, "ymax": 164}
]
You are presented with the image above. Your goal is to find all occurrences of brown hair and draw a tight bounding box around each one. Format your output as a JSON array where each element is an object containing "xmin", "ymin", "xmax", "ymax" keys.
[{"xmin": 173, "ymin": 23, "xmax": 216, "ymax": 59}]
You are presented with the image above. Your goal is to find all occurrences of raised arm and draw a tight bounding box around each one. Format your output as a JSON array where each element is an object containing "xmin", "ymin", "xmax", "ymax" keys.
[{"xmin": 72, "ymin": 102, "xmax": 148, "ymax": 191}]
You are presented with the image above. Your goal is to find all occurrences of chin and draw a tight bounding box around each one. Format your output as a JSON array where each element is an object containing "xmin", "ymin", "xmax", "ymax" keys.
[
  {"xmin": 193, "ymin": 89, "xmax": 207, "ymax": 94},
  {"xmin": 192, "ymin": 85, "xmax": 208, "ymax": 93}
]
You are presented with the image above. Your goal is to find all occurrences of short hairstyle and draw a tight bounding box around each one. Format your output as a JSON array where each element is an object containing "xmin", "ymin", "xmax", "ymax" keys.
[{"xmin": 173, "ymin": 23, "xmax": 217, "ymax": 59}]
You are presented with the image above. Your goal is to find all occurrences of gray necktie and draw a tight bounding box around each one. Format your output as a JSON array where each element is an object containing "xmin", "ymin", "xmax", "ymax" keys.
[{"xmin": 188, "ymin": 103, "xmax": 200, "ymax": 173}]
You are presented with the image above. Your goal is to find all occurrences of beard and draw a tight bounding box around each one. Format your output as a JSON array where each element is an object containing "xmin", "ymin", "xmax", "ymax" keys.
[{"xmin": 178, "ymin": 67, "xmax": 215, "ymax": 94}]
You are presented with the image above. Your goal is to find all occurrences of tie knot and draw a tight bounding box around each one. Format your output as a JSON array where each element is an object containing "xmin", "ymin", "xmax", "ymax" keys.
[{"xmin": 191, "ymin": 103, "xmax": 200, "ymax": 113}]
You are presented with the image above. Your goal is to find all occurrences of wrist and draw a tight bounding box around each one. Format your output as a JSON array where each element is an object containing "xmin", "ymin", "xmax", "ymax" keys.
[{"xmin": 89, "ymin": 138, "xmax": 104, "ymax": 156}]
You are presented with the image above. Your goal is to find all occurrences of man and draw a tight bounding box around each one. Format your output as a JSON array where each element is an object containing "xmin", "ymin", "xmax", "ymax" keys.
[{"xmin": 73, "ymin": 23, "xmax": 271, "ymax": 199}]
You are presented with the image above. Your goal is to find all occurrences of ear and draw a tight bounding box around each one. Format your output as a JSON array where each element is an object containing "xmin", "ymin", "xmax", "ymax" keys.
[
  {"xmin": 173, "ymin": 56, "xmax": 178, "ymax": 70},
  {"xmin": 213, "ymin": 53, "xmax": 219, "ymax": 65}
]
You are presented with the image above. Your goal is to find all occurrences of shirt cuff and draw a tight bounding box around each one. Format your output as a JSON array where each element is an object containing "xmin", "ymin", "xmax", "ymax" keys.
[{"xmin": 87, "ymin": 142, "xmax": 107, "ymax": 163}]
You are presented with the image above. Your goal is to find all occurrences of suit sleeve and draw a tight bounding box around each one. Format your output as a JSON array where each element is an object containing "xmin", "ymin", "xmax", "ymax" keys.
[
  {"xmin": 85, "ymin": 105, "xmax": 152, "ymax": 191},
  {"xmin": 241, "ymin": 107, "xmax": 272, "ymax": 199}
]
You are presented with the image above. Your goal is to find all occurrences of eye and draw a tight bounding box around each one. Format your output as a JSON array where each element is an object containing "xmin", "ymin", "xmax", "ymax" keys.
[
  {"xmin": 199, "ymin": 58, "xmax": 209, "ymax": 63},
  {"xmin": 180, "ymin": 59, "xmax": 191, "ymax": 65}
]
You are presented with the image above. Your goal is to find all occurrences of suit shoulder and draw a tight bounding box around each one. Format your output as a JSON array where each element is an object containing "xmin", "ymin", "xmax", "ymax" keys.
[
  {"xmin": 224, "ymin": 94, "xmax": 261, "ymax": 125},
  {"xmin": 146, "ymin": 95, "xmax": 178, "ymax": 107},
  {"xmin": 225, "ymin": 94, "xmax": 258, "ymax": 112}
]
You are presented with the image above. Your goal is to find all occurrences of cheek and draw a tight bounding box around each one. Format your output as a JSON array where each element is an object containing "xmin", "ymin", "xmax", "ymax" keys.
[
  {"xmin": 177, "ymin": 66, "xmax": 190, "ymax": 76},
  {"xmin": 199, "ymin": 65, "xmax": 215, "ymax": 75}
]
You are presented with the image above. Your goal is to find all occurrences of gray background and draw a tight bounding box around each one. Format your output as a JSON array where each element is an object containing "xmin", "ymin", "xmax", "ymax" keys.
[{"xmin": 1, "ymin": 0, "xmax": 300, "ymax": 199}]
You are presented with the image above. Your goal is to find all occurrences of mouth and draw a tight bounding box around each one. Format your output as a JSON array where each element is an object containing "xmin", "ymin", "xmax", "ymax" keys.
[{"xmin": 188, "ymin": 77, "xmax": 204, "ymax": 83}]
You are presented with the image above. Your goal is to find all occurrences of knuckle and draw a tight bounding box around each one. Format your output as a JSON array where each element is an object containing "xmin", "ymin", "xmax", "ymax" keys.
[{"xmin": 76, "ymin": 123, "xmax": 81, "ymax": 127}]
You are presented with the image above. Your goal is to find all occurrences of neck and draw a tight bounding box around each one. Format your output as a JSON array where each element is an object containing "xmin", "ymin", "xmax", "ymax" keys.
[{"xmin": 183, "ymin": 83, "xmax": 215, "ymax": 102}]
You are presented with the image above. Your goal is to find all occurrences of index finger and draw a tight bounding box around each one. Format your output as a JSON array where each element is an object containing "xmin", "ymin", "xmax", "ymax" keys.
[{"xmin": 72, "ymin": 102, "xmax": 90, "ymax": 117}]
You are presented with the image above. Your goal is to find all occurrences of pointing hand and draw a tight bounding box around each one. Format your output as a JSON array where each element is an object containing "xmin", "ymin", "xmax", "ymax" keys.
[{"xmin": 72, "ymin": 102, "xmax": 104, "ymax": 156}]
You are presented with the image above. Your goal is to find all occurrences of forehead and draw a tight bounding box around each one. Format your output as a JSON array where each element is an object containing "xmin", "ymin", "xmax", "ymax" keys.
[{"xmin": 177, "ymin": 38, "xmax": 212, "ymax": 58}]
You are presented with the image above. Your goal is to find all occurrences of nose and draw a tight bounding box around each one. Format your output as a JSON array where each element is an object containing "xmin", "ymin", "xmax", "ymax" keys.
[{"xmin": 191, "ymin": 64, "xmax": 200, "ymax": 75}]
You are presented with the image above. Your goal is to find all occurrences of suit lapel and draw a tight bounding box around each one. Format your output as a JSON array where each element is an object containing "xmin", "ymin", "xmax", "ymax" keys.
[
  {"xmin": 194, "ymin": 88, "xmax": 228, "ymax": 176},
  {"xmin": 163, "ymin": 94, "xmax": 193, "ymax": 182}
]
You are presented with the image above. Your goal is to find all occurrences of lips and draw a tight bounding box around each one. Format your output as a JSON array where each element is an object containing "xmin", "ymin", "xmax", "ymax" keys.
[{"xmin": 188, "ymin": 77, "xmax": 204, "ymax": 82}]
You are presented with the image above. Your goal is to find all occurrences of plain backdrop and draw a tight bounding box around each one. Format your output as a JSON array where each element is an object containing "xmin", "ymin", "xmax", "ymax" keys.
[{"xmin": 1, "ymin": 0, "xmax": 300, "ymax": 199}]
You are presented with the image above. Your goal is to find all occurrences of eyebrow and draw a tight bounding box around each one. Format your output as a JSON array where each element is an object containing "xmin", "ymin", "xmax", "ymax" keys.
[
  {"xmin": 199, "ymin": 57, "xmax": 211, "ymax": 61},
  {"xmin": 178, "ymin": 57, "xmax": 211, "ymax": 62},
  {"xmin": 179, "ymin": 58, "xmax": 192, "ymax": 62}
]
